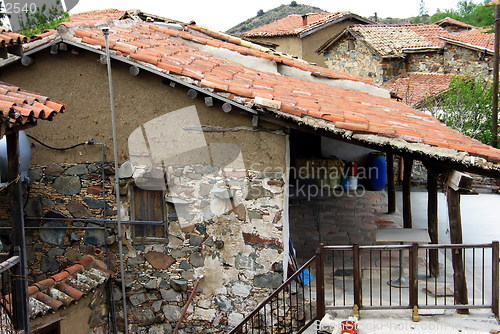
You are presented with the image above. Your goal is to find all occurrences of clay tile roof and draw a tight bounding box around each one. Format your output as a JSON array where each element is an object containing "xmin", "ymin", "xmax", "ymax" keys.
[
  {"xmin": 434, "ymin": 17, "xmax": 477, "ymax": 30},
  {"xmin": 0, "ymin": 82, "xmax": 66, "ymax": 132},
  {"xmin": 14, "ymin": 8, "xmax": 500, "ymax": 171},
  {"xmin": 242, "ymin": 12, "xmax": 365, "ymax": 37},
  {"xmin": 383, "ymin": 73, "xmax": 454, "ymax": 107},
  {"xmin": 440, "ymin": 28, "xmax": 495, "ymax": 52},
  {"xmin": 347, "ymin": 24, "xmax": 452, "ymax": 57},
  {"xmin": 22, "ymin": 256, "xmax": 110, "ymax": 319}
]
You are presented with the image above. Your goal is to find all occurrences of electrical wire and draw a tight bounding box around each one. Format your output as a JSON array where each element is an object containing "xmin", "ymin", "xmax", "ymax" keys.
[{"xmin": 26, "ymin": 134, "xmax": 91, "ymax": 151}]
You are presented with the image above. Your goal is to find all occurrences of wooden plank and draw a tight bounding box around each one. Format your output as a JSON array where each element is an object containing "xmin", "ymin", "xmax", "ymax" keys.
[
  {"xmin": 387, "ymin": 153, "xmax": 396, "ymax": 213},
  {"xmin": 403, "ymin": 157, "xmax": 413, "ymax": 228},
  {"xmin": 446, "ymin": 187, "xmax": 469, "ymax": 313}
]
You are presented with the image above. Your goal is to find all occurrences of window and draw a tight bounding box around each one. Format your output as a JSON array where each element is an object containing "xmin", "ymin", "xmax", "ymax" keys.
[{"xmin": 131, "ymin": 186, "xmax": 166, "ymax": 239}]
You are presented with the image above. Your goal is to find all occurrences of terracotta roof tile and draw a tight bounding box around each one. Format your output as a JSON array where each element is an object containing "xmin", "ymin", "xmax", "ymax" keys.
[
  {"xmin": 242, "ymin": 12, "xmax": 364, "ymax": 37},
  {"xmin": 434, "ymin": 17, "xmax": 477, "ymax": 30},
  {"xmin": 0, "ymin": 82, "xmax": 65, "ymax": 131},
  {"xmin": 12, "ymin": 256, "xmax": 111, "ymax": 319},
  {"xmin": 441, "ymin": 29, "xmax": 495, "ymax": 52},
  {"xmin": 13, "ymin": 9, "xmax": 500, "ymax": 169},
  {"xmin": 383, "ymin": 73, "xmax": 454, "ymax": 106},
  {"xmin": 347, "ymin": 24, "xmax": 452, "ymax": 57}
]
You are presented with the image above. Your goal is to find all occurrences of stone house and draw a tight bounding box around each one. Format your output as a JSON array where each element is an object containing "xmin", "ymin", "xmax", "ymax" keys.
[
  {"xmin": 0, "ymin": 9, "xmax": 499, "ymax": 334},
  {"xmin": 318, "ymin": 23, "xmax": 494, "ymax": 87},
  {"xmin": 240, "ymin": 12, "xmax": 373, "ymax": 67},
  {"xmin": 317, "ymin": 24, "xmax": 453, "ymax": 85}
]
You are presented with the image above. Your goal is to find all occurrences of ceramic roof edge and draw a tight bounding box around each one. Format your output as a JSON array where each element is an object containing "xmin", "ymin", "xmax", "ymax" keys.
[
  {"xmin": 270, "ymin": 109, "xmax": 500, "ymax": 175},
  {"xmin": 439, "ymin": 36, "xmax": 494, "ymax": 54}
]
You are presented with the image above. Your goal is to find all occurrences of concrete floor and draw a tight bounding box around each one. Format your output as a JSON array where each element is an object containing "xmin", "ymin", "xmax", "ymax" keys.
[{"xmin": 291, "ymin": 190, "xmax": 500, "ymax": 334}]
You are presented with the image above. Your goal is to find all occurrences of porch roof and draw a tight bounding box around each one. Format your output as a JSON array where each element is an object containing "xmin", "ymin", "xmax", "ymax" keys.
[{"xmin": 8, "ymin": 9, "xmax": 500, "ymax": 176}]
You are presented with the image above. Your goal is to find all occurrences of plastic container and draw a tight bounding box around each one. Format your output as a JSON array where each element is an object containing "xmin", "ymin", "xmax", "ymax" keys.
[{"xmin": 367, "ymin": 152, "xmax": 387, "ymax": 191}]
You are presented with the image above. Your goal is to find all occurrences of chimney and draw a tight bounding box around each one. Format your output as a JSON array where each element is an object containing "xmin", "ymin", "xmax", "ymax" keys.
[{"xmin": 302, "ymin": 14, "xmax": 308, "ymax": 27}]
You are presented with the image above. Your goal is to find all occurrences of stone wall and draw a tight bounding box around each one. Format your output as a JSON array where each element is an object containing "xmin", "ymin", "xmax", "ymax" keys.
[
  {"xmin": 323, "ymin": 37, "xmax": 494, "ymax": 85},
  {"xmin": 443, "ymin": 44, "xmax": 493, "ymax": 77},
  {"xmin": 323, "ymin": 37, "xmax": 386, "ymax": 85},
  {"xmin": 406, "ymin": 52, "xmax": 444, "ymax": 73},
  {"xmin": 2, "ymin": 161, "xmax": 286, "ymax": 333}
]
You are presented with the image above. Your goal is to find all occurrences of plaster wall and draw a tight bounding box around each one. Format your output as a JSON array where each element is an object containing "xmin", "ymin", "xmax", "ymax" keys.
[
  {"xmin": 0, "ymin": 47, "xmax": 290, "ymax": 332},
  {"xmin": 0, "ymin": 48, "xmax": 286, "ymax": 170}
]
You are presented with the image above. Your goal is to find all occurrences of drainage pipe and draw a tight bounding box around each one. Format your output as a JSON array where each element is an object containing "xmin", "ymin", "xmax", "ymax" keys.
[
  {"xmin": 173, "ymin": 275, "xmax": 204, "ymax": 334},
  {"xmin": 103, "ymin": 27, "xmax": 128, "ymax": 334}
]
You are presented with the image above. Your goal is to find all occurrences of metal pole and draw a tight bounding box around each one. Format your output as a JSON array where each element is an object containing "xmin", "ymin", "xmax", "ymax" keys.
[
  {"xmin": 493, "ymin": 4, "xmax": 500, "ymax": 148},
  {"xmin": 6, "ymin": 132, "xmax": 30, "ymax": 332},
  {"xmin": 103, "ymin": 27, "xmax": 129, "ymax": 334}
]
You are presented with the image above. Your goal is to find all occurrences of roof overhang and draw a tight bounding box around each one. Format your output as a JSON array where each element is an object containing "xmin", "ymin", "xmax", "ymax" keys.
[
  {"xmin": 439, "ymin": 36, "xmax": 494, "ymax": 55},
  {"xmin": 299, "ymin": 13, "xmax": 374, "ymax": 39}
]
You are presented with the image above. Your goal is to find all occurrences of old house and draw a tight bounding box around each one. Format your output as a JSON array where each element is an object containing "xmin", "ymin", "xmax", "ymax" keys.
[
  {"xmin": 318, "ymin": 24, "xmax": 453, "ymax": 85},
  {"xmin": 0, "ymin": 8, "xmax": 499, "ymax": 333},
  {"xmin": 434, "ymin": 17, "xmax": 477, "ymax": 32},
  {"xmin": 241, "ymin": 12, "xmax": 373, "ymax": 67}
]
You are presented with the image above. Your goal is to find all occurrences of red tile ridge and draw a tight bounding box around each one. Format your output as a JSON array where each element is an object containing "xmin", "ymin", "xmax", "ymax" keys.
[
  {"xmin": 50, "ymin": 271, "xmax": 70, "ymax": 282},
  {"xmin": 35, "ymin": 292, "xmax": 64, "ymax": 311},
  {"xmin": 77, "ymin": 256, "xmax": 94, "ymax": 267},
  {"xmin": 34, "ymin": 278, "xmax": 56, "ymax": 291},
  {"xmin": 64, "ymin": 264, "xmax": 84, "ymax": 275},
  {"xmin": 57, "ymin": 282, "xmax": 85, "ymax": 301}
]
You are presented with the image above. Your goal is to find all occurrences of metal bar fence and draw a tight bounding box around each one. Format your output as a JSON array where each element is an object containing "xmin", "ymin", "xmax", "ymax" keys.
[
  {"xmin": 322, "ymin": 242, "xmax": 499, "ymax": 317},
  {"xmin": 229, "ymin": 253, "xmax": 320, "ymax": 334},
  {"xmin": 0, "ymin": 255, "xmax": 19, "ymax": 334}
]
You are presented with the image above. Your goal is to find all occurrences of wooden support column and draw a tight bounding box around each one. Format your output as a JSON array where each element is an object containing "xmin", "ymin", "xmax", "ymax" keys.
[
  {"xmin": 403, "ymin": 157, "xmax": 413, "ymax": 228},
  {"xmin": 446, "ymin": 186, "xmax": 469, "ymax": 313},
  {"xmin": 387, "ymin": 153, "xmax": 396, "ymax": 214},
  {"xmin": 6, "ymin": 132, "xmax": 30, "ymax": 332},
  {"xmin": 426, "ymin": 165, "xmax": 439, "ymax": 277}
]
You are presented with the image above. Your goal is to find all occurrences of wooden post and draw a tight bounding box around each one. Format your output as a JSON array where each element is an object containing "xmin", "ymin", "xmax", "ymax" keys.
[
  {"xmin": 409, "ymin": 243, "xmax": 419, "ymax": 321},
  {"xmin": 446, "ymin": 186, "xmax": 469, "ymax": 313},
  {"xmin": 403, "ymin": 157, "xmax": 413, "ymax": 228},
  {"xmin": 387, "ymin": 153, "xmax": 396, "ymax": 214},
  {"xmin": 6, "ymin": 132, "xmax": 30, "ymax": 332},
  {"xmin": 492, "ymin": 241, "xmax": 499, "ymax": 318},
  {"xmin": 353, "ymin": 244, "xmax": 362, "ymax": 311},
  {"xmin": 315, "ymin": 244, "xmax": 325, "ymax": 320},
  {"xmin": 427, "ymin": 165, "xmax": 439, "ymax": 277}
]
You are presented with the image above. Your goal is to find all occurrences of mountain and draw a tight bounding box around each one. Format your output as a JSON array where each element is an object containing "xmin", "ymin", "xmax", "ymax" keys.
[{"xmin": 226, "ymin": 3, "xmax": 327, "ymax": 35}]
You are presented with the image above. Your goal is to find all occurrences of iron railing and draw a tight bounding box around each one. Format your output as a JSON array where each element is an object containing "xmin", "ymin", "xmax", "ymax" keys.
[
  {"xmin": 0, "ymin": 254, "xmax": 20, "ymax": 334},
  {"xmin": 229, "ymin": 250, "xmax": 324, "ymax": 334},
  {"xmin": 322, "ymin": 242, "xmax": 499, "ymax": 318},
  {"xmin": 231, "ymin": 242, "xmax": 499, "ymax": 333}
]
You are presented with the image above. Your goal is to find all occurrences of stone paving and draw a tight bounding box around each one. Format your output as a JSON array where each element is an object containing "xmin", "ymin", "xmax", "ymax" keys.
[{"xmin": 289, "ymin": 190, "xmax": 403, "ymax": 262}]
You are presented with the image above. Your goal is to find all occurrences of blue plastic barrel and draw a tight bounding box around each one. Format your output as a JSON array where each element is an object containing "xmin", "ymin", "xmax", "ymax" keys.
[{"xmin": 367, "ymin": 152, "xmax": 387, "ymax": 191}]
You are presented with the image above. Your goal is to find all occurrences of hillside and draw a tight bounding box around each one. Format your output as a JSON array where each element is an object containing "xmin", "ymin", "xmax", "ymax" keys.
[{"xmin": 226, "ymin": 3, "xmax": 326, "ymax": 35}]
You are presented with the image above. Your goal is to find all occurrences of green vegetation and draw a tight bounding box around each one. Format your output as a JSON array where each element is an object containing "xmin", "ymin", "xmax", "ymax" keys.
[
  {"xmin": 411, "ymin": 0, "xmax": 495, "ymax": 27},
  {"xmin": 18, "ymin": 1, "xmax": 68, "ymax": 36},
  {"xmin": 426, "ymin": 76, "xmax": 494, "ymax": 146}
]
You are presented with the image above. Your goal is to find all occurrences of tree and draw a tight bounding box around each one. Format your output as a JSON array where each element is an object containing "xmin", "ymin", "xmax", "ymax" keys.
[
  {"xmin": 17, "ymin": 0, "xmax": 68, "ymax": 36},
  {"xmin": 425, "ymin": 76, "xmax": 493, "ymax": 146},
  {"xmin": 429, "ymin": 0, "xmax": 494, "ymax": 27},
  {"xmin": 290, "ymin": 1, "xmax": 298, "ymax": 7},
  {"xmin": 257, "ymin": 9, "xmax": 265, "ymax": 17}
]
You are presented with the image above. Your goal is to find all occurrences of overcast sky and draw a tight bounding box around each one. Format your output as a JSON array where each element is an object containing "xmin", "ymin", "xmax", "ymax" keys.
[{"xmin": 70, "ymin": 0, "xmax": 476, "ymax": 32}]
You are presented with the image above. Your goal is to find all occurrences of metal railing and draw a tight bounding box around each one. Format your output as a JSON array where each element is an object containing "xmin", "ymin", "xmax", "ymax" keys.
[
  {"xmin": 321, "ymin": 242, "xmax": 499, "ymax": 318},
  {"xmin": 0, "ymin": 255, "xmax": 19, "ymax": 334},
  {"xmin": 229, "ymin": 252, "xmax": 323, "ymax": 334},
  {"xmin": 231, "ymin": 242, "xmax": 499, "ymax": 333}
]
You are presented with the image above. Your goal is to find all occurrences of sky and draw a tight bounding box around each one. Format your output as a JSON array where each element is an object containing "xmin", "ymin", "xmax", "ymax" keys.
[{"xmin": 70, "ymin": 0, "xmax": 473, "ymax": 32}]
